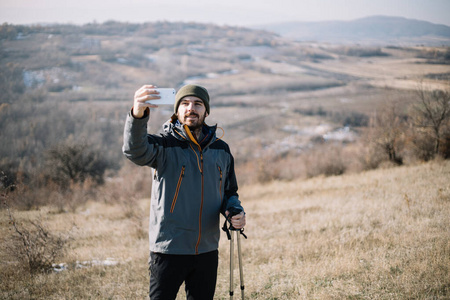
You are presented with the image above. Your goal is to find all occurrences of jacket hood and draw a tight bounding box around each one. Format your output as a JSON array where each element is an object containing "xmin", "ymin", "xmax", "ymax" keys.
[{"xmin": 163, "ymin": 114, "xmax": 218, "ymax": 148}]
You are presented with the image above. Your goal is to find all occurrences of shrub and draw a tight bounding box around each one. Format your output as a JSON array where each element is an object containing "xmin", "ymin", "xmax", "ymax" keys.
[
  {"xmin": 43, "ymin": 142, "xmax": 109, "ymax": 187},
  {"xmin": 0, "ymin": 165, "xmax": 18, "ymax": 192},
  {"xmin": 304, "ymin": 144, "xmax": 347, "ymax": 178},
  {"xmin": 333, "ymin": 111, "xmax": 369, "ymax": 127},
  {"xmin": 333, "ymin": 46, "xmax": 389, "ymax": 57},
  {"xmin": 416, "ymin": 48, "xmax": 450, "ymax": 64},
  {"xmin": 2, "ymin": 199, "xmax": 70, "ymax": 274},
  {"xmin": 411, "ymin": 87, "xmax": 450, "ymax": 158},
  {"xmin": 365, "ymin": 99, "xmax": 407, "ymax": 165},
  {"xmin": 409, "ymin": 128, "xmax": 439, "ymax": 161}
]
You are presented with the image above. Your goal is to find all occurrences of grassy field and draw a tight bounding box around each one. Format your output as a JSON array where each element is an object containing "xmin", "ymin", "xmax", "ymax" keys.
[{"xmin": 1, "ymin": 160, "xmax": 449, "ymax": 299}]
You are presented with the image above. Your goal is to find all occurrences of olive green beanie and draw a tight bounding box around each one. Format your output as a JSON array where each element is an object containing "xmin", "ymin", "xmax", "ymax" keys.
[{"xmin": 174, "ymin": 84, "xmax": 210, "ymax": 114}]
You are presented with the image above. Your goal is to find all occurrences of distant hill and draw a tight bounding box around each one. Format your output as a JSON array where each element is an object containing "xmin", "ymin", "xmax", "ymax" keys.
[{"xmin": 253, "ymin": 16, "xmax": 450, "ymax": 46}]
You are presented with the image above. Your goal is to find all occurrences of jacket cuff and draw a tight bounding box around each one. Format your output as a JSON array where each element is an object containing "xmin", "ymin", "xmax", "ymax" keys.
[
  {"xmin": 221, "ymin": 196, "xmax": 244, "ymax": 215},
  {"xmin": 130, "ymin": 107, "xmax": 150, "ymax": 119}
]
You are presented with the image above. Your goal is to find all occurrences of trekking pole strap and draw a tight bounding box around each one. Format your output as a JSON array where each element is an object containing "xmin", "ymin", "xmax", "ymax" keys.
[
  {"xmin": 222, "ymin": 218, "xmax": 232, "ymax": 240},
  {"xmin": 222, "ymin": 215, "xmax": 248, "ymax": 240}
]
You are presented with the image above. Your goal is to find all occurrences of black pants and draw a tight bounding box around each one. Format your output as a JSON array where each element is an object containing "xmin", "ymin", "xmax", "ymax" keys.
[{"xmin": 149, "ymin": 250, "xmax": 219, "ymax": 300}]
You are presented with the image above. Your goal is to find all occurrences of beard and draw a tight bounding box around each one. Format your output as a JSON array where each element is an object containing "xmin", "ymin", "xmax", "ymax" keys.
[{"xmin": 182, "ymin": 112, "xmax": 206, "ymax": 131}]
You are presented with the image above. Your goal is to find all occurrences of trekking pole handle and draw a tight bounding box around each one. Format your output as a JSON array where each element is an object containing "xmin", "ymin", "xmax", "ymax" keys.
[{"xmin": 223, "ymin": 207, "xmax": 247, "ymax": 239}]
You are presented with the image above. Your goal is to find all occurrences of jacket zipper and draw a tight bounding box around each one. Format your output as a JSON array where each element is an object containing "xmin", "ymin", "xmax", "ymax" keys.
[
  {"xmin": 181, "ymin": 124, "xmax": 205, "ymax": 255},
  {"xmin": 170, "ymin": 165, "xmax": 185, "ymax": 213},
  {"xmin": 195, "ymin": 151, "xmax": 204, "ymax": 254}
]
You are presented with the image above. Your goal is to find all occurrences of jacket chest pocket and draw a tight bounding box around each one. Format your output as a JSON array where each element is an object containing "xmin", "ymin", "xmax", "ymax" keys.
[{"xmin": 170, "ymin": 165, "xmax": 185, "ymax": 213}]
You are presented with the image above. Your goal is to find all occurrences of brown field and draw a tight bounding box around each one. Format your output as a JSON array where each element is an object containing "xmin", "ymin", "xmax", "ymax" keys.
[{"xmin": 1, "ymin": 160, "xmax": 449, "ymax": 299}]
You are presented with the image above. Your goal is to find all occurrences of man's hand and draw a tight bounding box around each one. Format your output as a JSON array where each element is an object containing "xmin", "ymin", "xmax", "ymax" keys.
[
  {"xmin": 225, "ymin": 211, "xmax": 246, "ymax": 229},
  {"xmin": 132, "ymin": 85, "xmax": 161, "ymax": 118}
]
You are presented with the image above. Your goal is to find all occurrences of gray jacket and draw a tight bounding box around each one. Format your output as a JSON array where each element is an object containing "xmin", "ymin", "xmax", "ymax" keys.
[{"xmin": 123, "ymin": 111, "xmax": 243, "ymax": 255}]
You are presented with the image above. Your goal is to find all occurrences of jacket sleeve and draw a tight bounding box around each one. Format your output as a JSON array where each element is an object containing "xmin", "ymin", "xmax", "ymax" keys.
[
  {"xmin": 221, "ymin": 148, "xmax": 244, "ymax": 215},
  {"xmin": 122, "ymin": 109, "xmax": 159, "ymax": 168}
]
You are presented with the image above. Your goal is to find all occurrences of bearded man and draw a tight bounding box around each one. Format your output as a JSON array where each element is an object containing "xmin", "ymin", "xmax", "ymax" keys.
[{"xmin": 123, "ymin": 84, "xmax": 246, "ymax": 300}]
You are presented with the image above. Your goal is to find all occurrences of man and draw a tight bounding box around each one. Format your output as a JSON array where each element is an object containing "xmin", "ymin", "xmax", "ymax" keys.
[{"xmin": 122, "ymin": 84, "xmax": 246, "ymax": 300}]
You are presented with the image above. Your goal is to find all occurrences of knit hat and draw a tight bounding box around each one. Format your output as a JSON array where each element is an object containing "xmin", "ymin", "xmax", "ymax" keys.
[{"xmin": 174, "ymin": 84, "xmax": 210, "ymax": 114}]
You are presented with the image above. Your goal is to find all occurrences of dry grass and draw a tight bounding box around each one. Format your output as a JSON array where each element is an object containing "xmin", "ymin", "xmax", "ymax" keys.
[
  {"xmin": 232, "ymin": 159, "xmax": 450, "ymax": 299},
  {"xmin": 1, "ymin": 160, "xmax": 449, "ymax": 299}
]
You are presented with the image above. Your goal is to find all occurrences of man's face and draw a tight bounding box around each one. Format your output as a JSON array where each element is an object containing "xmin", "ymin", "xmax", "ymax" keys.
[{"xmin": 176, "ymin": 96, "xmax": 208, "ymax": 130}]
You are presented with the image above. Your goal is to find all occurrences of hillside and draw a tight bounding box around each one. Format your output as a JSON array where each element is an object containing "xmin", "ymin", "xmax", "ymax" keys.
[
  {"xmin": 0, "ymin": 21, "xmax": 449, "ymax": 191},
  {"xmin": 1, "ymin": 160, "xmax": 449, "ymax": 299},
  {"xmin": 254, "ymin": 16, "xmax": 450, "ymax": 46},
  {"xmin": 1, "ymin": 22, "xmax": 448, "ymax": 160}
]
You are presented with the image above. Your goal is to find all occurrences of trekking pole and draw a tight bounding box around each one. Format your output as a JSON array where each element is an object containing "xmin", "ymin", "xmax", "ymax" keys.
[
  {"xmin": 236, "ymin": 231, "xmax": 245, "ymax": 299},
  {"xmin": 222, "ymin": 209, "xmax": 247, "ymax": 300},
  {"xmin": 229, "ymin": 229, "xmax": 235, "ymax": 300}
]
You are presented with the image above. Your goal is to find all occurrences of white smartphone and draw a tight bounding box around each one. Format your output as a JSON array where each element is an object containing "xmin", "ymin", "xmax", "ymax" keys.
[{"xmin": 145, "ymin": 88, "xmax": 176, "ymax": 105}]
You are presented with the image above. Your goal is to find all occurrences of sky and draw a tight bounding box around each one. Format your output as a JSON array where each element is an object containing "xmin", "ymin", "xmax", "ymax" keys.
[{"xmin": 1, "ymin": 0, "xmax": 449, "ymax": 27}]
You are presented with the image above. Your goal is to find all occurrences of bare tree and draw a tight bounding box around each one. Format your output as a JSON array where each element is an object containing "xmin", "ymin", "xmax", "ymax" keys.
[
  {"xmin": 368, "ymin": 99, "xmax": 407, "ymax": 165},
  {"xmin": 412, "ymin": 83, "xmax": 450, "ymax": 158},
  {"xmin": 44, "ymin": 142, "xmax": 109, "ymax": 187}
]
